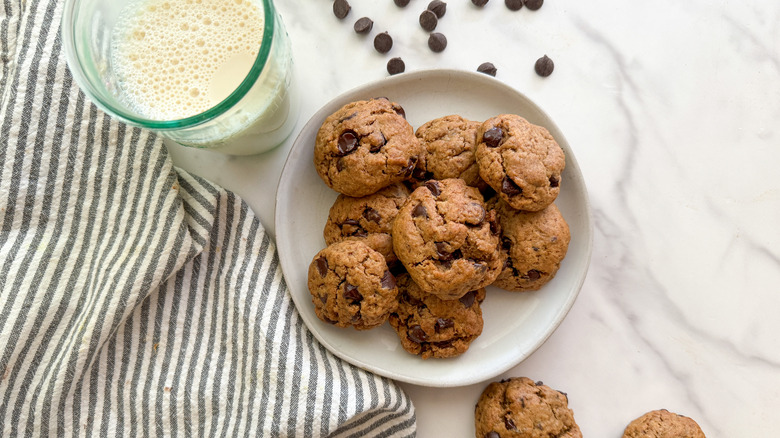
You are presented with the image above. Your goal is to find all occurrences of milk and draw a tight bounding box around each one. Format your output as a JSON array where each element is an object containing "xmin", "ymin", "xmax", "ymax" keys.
[{"xmin": 111, "ymin": 0, "xmax": 296, "ymax": 154}]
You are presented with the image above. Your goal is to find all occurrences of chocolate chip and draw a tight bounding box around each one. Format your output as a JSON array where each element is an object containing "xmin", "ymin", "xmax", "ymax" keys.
[
  {"xmin": 412, "ymin": 203, "xmax": 428, "ymax": 219},
  {"xmin": 468, "ymin": 203, "xmax": 486, "ymax": 225},
  {"xmin": 363, "ymin": 207, "xmax": 381, "ymax": 223},
  {"xmin": 535, "ymin": 380, "xmax": 543, "ymax": 386},
  {"xmin": 477, "ymin": 62, "xmax": 497, "ymax": 76},
  {"xmin": 333, "ymin": 0, "xmax": 351, "ymax": 19},
  {"xmin": 525, "ymin": 269, "xmax": 541, "ymax": 280},
  {"xmin": 482, "ymin": 127, "xmax": 503, "ymax": 147},
  {"xmin": 352, "ymin": 229, "xmax": 367, "ymax": 238},
  {"xmin": 505, "ymin": 0, "xmax": 522, "ymax": 10},
  {"xmin": 336, "ymin": 158, "xmax": 345, "ymax": 172},
  {"xmin": 549, "ymin": 175, "xmax": 559, "ymax": 187},
  {"xmin": 370, "ymin": 132, "xmax": 387, "ymax": 152},
  {"xmin": 387, "ymin": 57, "xmax": 405, "ymax": 75},
  {"xmin": 319, "ymin": 294, "xmax": 327, "ymax": 304},
  {"xmin": 339, "ymin": 112, "xmax": 357, "ymax": 122},
  {"xmin": 351, "ymin": 311, "xmax": 362, "ymax": 323},
  {"xmin": 505, "ymin": 417, "xmax": 517, "ymax": 431},
  {"xmin": 424, "ymin": 180, "xmax": 441, "ymax": 196},
  {"xmin": 374, "ymin": 32, "xmax": 393, "ymax": 54},
  {"xmin": 343, "ymin": 218, "xmax": 359, "ymax": 227},
  {"xmin": 381, "ymin": 270, "xmax": 396, "ymax": 289},
  {"xmin": 459, "ymin": 290, "xmax": 477, "ymax": 307},
  {"xmin": 411, "ymin": 165, "xmax": 429, "ymax": 181},
  {"xmin": 427, "ymin": 32, "xmax": 447, "ymax": 52},
  {"xmin": 472, "ymin": 0, "xmax": 489, "ymax": 6},
  {"xmin": 473, "ymin": 260, "xmax": 487, "ymax": 272},
  {"xmin": 315, "ymin": 256, "xmax": 328, "ymax": 277},
  {"xmin": 435, "ymin": 318, "xmax": 454, "ymax": 332},
  {"xmin": 489, "ymin": 218, "xmax": 500, "ymax": 235},
  {"xmin": 344, "ymin": 283, "xmax": 363, "ymax": 303},
  {"xmin": 435, "ymin": 242, "xmax": 450, "ymax": 259},
  {"xmin": 501, "ymin": 236, "xmax": 512, "ymax": 250},
  {"xmin": 501, "ymin": 177, "xmax": 522, "ymax": 196},
  {"xmin": 408, "ymin": 325, "xmax": 428, "ymax": 343},
  {"xmin": 392, "ymin": 103, "xmax": 406, "ymax": 119},
  {"xmin": 353, "ymin": 16, "xmax": 373, "ymax": 34},
  {"xmin": 427, "ymin": 0, "xmax": 447, "ymax": 18},
  {"xmin": 486, "ymin": 433, "xmax": 500, "ymax": 438},
  {"xmin": 337, "ymin": 130, "xmax": 359, "ymax": 156},
  {"xmin": 399, "ymin": 157, "xmax": 417, "ymax": 177},
  {"xmin": 524, "ymin": 0, "xmax": 543, "ymax": 10},
  {"xmin": 433, "ymin": 340, "xmax": 453, "ymax": 348},
  {"xmin": 394, "ymin": 0, "xmax": 410, "ymax": 6},
  {"xmin": 419, "ymin": 10, "xmax": 438, "ymax": 31},
  {"xmin": 534, "ymin": 54, "xmax": 554, "ymax": 77}
]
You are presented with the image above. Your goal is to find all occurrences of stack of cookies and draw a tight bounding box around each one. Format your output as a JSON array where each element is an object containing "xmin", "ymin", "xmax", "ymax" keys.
[{"xmin": 308, "ymin": 97, "xmax": 571, "ymax": 360}]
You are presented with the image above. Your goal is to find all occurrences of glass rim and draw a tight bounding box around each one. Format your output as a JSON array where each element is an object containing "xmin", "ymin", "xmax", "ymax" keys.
[{"xmin": 61, "ymin": 0, "xmax": 276, "ymax": 130}]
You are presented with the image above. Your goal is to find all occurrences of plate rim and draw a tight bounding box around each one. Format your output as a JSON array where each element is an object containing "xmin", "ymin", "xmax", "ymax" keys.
[{"xmin": 275, "ymin": 68, "xmax": 593, "ymax": 387}]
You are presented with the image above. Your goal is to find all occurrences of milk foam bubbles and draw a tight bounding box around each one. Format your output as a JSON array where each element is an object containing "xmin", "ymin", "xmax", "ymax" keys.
[{"xmin": 111, "ymin": 0, "xmax": 264, "ymax": 120}]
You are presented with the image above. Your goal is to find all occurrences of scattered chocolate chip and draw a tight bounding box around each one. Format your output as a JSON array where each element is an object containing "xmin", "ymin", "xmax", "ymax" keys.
[
  {"xmin": 427, "ymin": 0, "xmax": 447, "ymax": 18},
  {"xmin": 369, "ymin": 132, "xmax": 387, "ymax": 152},
  {"xmin": 501, "ymin": 236, "xmax": 512, "ymax": 250},
  {"xmin": 323, "ymin": 316, "xmax": 338, "ymax": 325},
  {"xmin": 424, "ymin": 180, "xmax": 441, "ymax": 196},
  {"xmin": 505, "ymin": 0, "xmax": 523, "ymax": 10},
  {"xmin": 412, "ymin": 203, "xmax": 428, "ymax": 219},
  {"xmin": 419, "ymin": 10, "xmax": 438, "ymax": 31},
  {"xmin": 351, "ymin": 311, "xmax": 362, "ymax": 323},
  {"xmin": 319, "ymin": 294, "xmax": 327, "ymax": 304},
  {"xmin": 336, "ymin": 158, "xmax": 345, "ymax": 172},
  {"xmin": 486, "ymin": 432, "xmax": 500, "ymax": 438},
  {"xmin": 363, "ymin": 207, "xmax": 381, "ymax": 223},
  {"xmin": 374, "ymin": 32, "xmax": 393, "ymax": 54},
  {"xmin": 333, "ymin": 0, "xmax": 351, "ymax": 19},
  {"xmin": 534, "ymin": 54, "xmax": 554, "ymax": 77},
  {"xmin": 343, "ymin": 218, "xmax": 359, "ymax": 227},
  {"xmin": 468, "ymin": 203, "xmax": 486, "ymax": 225},
  {"xmin": 535, "ymin": 380, "xmax": 544, "ymax": 386},
  {"xmin": 381, "ymin": 270, "xmax": 396, "ymax": 289},
  {"xmin": 408, "ymin": 325, "xmax": 428, "ymax": 343},
  {"xmin": 477, "ymin": 62, "xmax": 497, "ymax": 76},
  {"xmin": 344, "ymin": 283, "xmax": 363, "ymax": 302},
  {"xmin": 433, "ymin": 340, "xmax": 453, "ymax": 348},
  {"xmin": 387, "ymin": 57, "xmax": 405, "ymax": 75},
  {"xmin": 482, "ymin": 127, "xmax": 503, "ymax": 147},
  {"xmin": 392, "ymin": 103, "xmax": 406, "ymax": 119},
  {"xmin": 505, "ymin": 417, "xmax": 518, "ymax": 431},
  {"xmin": 427, "ymin": 32, "xmax": 447, "ymax": 52},
  {"xmin": 524, "ymin": 0, "xmax": 543, "ymax": 10},
  {"xmin": 519, "ymin": 396, "xmax": 526, "ymax": 408},
  {"xmin": 435, "ymin": 242, "xmax": 450, "ymax": 259},
  {"xmin": 501, "ymin": 177, "xmax": 522, "ymax": 196},
  {"xmin": 411, "ymin": 165, "xmax": 429, "ymax": 181},
  {"xmin": 472, "ymin": 0, "xmax": 489, "ymax": 6},
  {"xmin": 353, "ymin": 16, "xmax": 373, "ymax": 34},
  {"xmin": 489, "ymin": 218, "xmax": 500, "ymax": 235},
  {"xmin": 394, "ymin": 0, "xmax": 410, "ymax": 6},
  {"xmin": 315, "ymin": 256, "xmax": 328, "ymax": 277},
  {"xmin": 549, "ymin": 175, "xmax": 559, "ymax": 187},
  {"xmin": 352, "ymin": 229, "xmax": 367, "ymax": 238},
  {"xmin": 473, "ymin": 260, "xmax": 487, "ymax": 272},
  {"xmin": 435, "ymin": 318, "xmax": 454, "ymax": 331},
  {"xmin": 459, "ymin": 290, "xmax": 477, "ymax": 307},
  {"xmin": 337, "ymin": 130, "xmax": 359, "ymax": 156},
  {"xmin": 339, "ymin": 112, "xmax": 358, "ymax": 122},
  {"xmin": 525, "ymin": 269, "xmax": 541, "ymax": 280}
]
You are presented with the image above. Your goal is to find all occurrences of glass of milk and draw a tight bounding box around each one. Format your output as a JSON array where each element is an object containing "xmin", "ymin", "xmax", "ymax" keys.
[{"xmin": 61, "ymin": 0, "xmax": 297, "ymax": 155}]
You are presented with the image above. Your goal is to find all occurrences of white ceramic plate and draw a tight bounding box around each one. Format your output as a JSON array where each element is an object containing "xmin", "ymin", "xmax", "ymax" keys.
[{"xmin": 275, "ymin": 69, "xmax": 592, "ymax": 387}]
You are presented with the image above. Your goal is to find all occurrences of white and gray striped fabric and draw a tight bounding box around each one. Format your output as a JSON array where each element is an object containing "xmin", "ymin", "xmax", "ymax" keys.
[{"xmin": 0, "ymin": 1, "xmax": 416, "ymax": 436}]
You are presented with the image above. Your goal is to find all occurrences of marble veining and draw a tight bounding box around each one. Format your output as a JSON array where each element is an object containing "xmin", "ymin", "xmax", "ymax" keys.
[{"xmin": 168, "ymin": 0, "xmax": 780, "ymax": 435}]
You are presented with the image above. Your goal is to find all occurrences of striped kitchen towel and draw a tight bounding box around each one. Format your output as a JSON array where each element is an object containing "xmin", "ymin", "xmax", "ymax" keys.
[{"xmin": 0, "ymin": 0, "xmax": 415, "ymax": 436}]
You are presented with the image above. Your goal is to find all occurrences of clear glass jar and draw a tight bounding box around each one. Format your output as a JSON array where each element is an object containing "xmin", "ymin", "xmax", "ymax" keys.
[{"xmin": 61, "ymin": 0, "xmax": 298, "ymax": 155}]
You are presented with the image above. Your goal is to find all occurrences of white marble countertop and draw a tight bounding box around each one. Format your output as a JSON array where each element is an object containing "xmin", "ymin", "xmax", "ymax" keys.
[{"xmin": 168, "ymin": 0, "xmax": 780, "ymax": 436}]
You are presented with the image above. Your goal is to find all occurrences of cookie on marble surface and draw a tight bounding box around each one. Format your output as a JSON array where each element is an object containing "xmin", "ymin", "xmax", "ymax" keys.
[
  {"xmin": 389, "ymin": 274, "xmax": 485, "ymax": 359},
  {"xmin": 476, "ymin": 114, "xmax": 565, "ymax": 211},
  {"xmin": 622, "ymin": 409, "xmax": 706, "ymax": 438},
  {"xmin": 307, "ymin": 240, "xmax": 398, "ymax": 330},
  {"xmin": 314, "ymin": 98, "xmax": 421, "ymax": 197},
  {"xmin": 392, "ymin": 178, "xmax": 503, "ymax": 300},
  {"xmin": 412, "ymin": 115, "xmax": 487, "ymax": 190},
  {"xmin": 490, "ymin": 199, "xmax": 570, "ymax": 292},
  {"xmin": 475, "ymin": 377, "xmax": 582, "ymax": 438},
  {"xmin": 323, "ymin": 182, "xmax": 410, "ymax": 266}
]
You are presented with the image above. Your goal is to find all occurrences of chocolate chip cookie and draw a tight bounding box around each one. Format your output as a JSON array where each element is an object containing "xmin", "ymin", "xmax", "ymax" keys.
[
  {"xmin": 622, "ymin": 409, "xmax": 706, "ymax": 438},
  {"xmin": 323, "ymin": 182, "xmax": 410, "ymax": 267},
  {"xmin": 475, "ymin": 377, "xmax": 582, "ymax": 438},
  {"xmin": 389, "ymin": 274, "xmax": 485, "ymax": 359},
  {"xmin": 392, "ymin": 178, "xmax": 503, "ymax": 300},
  {"xmin": 490, "ymin": 199, "xmax": 570, "ymax": 292},
  {"xmin": 413, "ymin": 115, "xmax": 487, "ymax": 190},
  {"xmin": 314, "ymin": 98, "xmax": 422, "ymax": 197},
  {"xmin": 307, "ymin": 240, "xmax": 398, "ymax": 330},
  {"xmin": 476, "ymin": 114, "xmax": 565, "ymax": 211}
]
